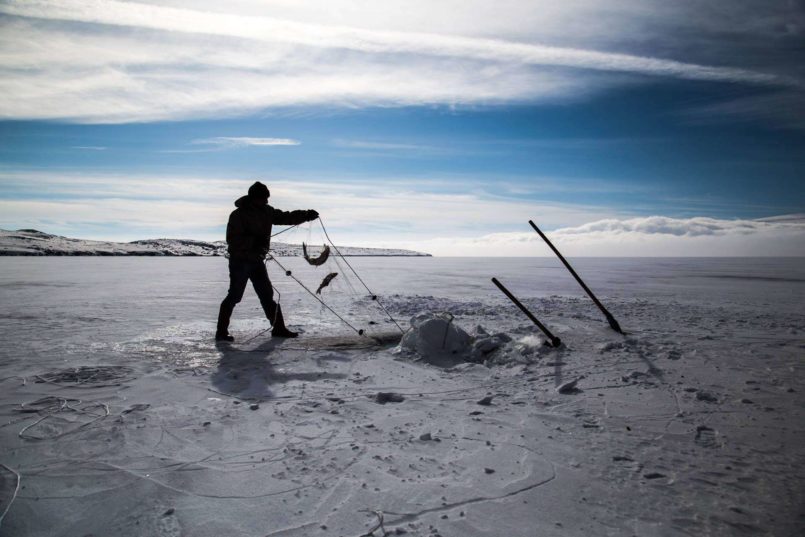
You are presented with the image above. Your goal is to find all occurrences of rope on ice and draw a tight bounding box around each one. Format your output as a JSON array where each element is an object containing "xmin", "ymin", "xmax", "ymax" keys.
[{"xmin": 0, "ymin": 463, "xmax": 20, "ymax": 530}]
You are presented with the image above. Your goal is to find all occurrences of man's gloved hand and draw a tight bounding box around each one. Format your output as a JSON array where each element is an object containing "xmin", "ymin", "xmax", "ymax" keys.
[{"xmin": 306, "ymin": 210, "xmax": 319, "ymax": 221}]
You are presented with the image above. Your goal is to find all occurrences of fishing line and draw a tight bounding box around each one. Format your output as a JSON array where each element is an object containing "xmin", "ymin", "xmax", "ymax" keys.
[
  {"xmin": 328, "ymin": 248, "xmax": 359, "ymax": 296},
  {"xmin": 271, "ymin": 223, "xmax": 302, "ymax": 238},
  {"xmin": 317, "ymin": 218, "xmax": 404, "ymax": 333},
  {"xmin": 268, "ymin": 256, "xmax": 365, "ymax": 336},
  {"xmin": 310, "ymin": 225, "xmax": 382, "ymax": 337},
  {"xmin": 305, "ymin": 223, "xmax": 359, "ymax": 312},
  {"xmin": 307, "ymin": 221, "xmax": 357, "ymax": 294}
]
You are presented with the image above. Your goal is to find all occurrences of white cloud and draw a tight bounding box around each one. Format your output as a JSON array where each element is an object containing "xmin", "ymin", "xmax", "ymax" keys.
[
  {"xmin": 332, "ymin": 139, "xmax": 433, "ymax": 151},
  {"xmin": 191, "ymin": 137, "xmax": 301, "ymax": 148},
  {"xmin": 0, "ymin": 171, "xmax": 616, "ymax": 244},
  {"xmin": 683, "ymin": 90, "xmax": 805, "ymax": 130},
  {"xmin": 0, "ymin": 0, "xmax": 791, "ymax": 122},
  {"xmin": 551, "ymin": 216, "xmax": 782, "ymax": 237},
  {"xmin": 0, "ymin": 0, "xmax": 779, "ymax": 83},
  {"xmin": 0, "ymin": 172, "xmax": 802, "ymax": 255},
  {"xmin": 399, "ymin": 216, "xmax": 805, "ymax": 256},
  {"xmin": 551, "ymin": 216, "xmax": 805, "ymax": 256}
]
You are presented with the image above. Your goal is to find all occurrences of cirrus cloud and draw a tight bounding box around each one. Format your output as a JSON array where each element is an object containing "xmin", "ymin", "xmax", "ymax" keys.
[
  {"xmin": 192, "ymin": 137, "xmax": 301, "ymax": 148},
  {"xmin": 0, "ymin": 0, "xmax": 796, "ymax": 123}
]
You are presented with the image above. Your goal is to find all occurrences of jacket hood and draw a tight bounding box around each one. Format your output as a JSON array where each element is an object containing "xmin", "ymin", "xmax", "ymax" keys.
[{"xmin": 234, "ymin": 195, "xmax": 251, "ymax": 208}]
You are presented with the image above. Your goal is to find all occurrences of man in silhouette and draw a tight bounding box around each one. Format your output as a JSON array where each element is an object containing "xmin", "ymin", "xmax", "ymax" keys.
[{"xmin": 216, "ymin": 181, "xmax": 318, "ymax": 342}]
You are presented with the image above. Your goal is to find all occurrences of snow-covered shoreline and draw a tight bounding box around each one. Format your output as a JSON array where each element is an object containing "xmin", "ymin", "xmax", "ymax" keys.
[{"xmin": 0, "ymin": 229, "xmax": 431, "ymax": 257}]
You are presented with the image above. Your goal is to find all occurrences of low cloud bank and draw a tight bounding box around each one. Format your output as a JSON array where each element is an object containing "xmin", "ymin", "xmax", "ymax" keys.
[
  {"xmin": 0, "ymin": 171, "xmax": 801, "ymax": 256},
  {"xmin": 402, "ymin": 216, "xmax": 805, "ymax": 256},
  {"xmin": 0, "ymin": 172, "xmax": 615, "ymax": 243},
  {"xmin": 552, "ymin": 215, "xmax": 803, "ymax": 238}
]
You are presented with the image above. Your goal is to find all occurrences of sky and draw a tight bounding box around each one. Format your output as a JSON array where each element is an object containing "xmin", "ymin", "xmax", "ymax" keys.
[{"xmin": 0, "ymin": 0, "xmax": 804, "ymax": 256}]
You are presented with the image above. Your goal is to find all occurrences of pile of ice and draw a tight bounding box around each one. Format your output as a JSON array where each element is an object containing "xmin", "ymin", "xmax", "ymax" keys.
[
  {"xmin": 398, "ymin": 312, "xmax": 555, "ymax": 365},
  {"xmin": 400, "ymin": 313, "xmax": 472, "ymax": 357}
]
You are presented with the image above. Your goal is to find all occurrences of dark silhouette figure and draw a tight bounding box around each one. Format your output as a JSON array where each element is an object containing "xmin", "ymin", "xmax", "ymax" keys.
[{"xmin": 216, "ymin": 181, "xmax": 318, "ymax": 342}]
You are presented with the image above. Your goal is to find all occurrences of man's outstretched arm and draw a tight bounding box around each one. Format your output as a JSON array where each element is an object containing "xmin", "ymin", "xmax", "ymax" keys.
[{"xmin": 271, "ymin": 207, "xmax": 319, "ymax": 226}]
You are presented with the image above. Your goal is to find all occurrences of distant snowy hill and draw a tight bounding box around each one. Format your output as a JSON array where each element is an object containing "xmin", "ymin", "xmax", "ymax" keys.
[{"xmin": 0, "ymin": 229, "xmax": 431, "ymax": 257}]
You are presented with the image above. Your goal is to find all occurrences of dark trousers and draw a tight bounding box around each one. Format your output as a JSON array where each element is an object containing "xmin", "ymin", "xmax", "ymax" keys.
[{"xmin": 217, "ymin": 258, "xmax": 280, "ymax": 333}]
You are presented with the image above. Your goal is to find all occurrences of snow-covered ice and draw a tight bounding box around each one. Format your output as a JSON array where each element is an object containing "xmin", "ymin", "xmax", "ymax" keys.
[{"xmin": 0, "ymin": 256, "xmax": 803, "ymax": 536}]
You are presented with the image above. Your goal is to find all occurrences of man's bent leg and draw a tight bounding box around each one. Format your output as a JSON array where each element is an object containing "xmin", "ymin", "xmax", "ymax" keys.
[
  {"xmin": 251, "ymin": 261, "xmax": 298, "ymax": 338},
  {"xmin": 217, "ymin": 258, "xmax": 250, "ymax": 340},
  {"xmin": 250, "ymin": 261, "xmax": 279, "ymax": 323}
]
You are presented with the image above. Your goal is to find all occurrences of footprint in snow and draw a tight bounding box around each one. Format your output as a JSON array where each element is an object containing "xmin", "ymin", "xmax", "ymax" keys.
[
  {"xmin": 695, "ymin": 425, "xmax": 720, "ymax": 449},
  {"xmin": 696, "ymin": 391, "xmax": 719, "ymax": 403}
]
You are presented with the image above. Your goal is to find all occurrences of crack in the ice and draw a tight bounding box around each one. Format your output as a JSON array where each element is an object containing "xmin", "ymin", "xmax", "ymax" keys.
[
  {"xmin": 261, "ymin": 521, "xmax": 319, "ymax": 537},
  {"xmin": 31, "ymin": 449, "xmax": 367, "ymax": 501},
  {"xmin": 380, "ymin": 461, "xmax": 557, "ymax": 528}
]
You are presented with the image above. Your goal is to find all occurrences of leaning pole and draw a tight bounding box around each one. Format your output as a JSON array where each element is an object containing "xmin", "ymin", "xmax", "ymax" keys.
[
  {"xmin": 528, "ymin": 220, "xmax": 624, "ymax": 334},
  {"xmin": 491, "ymin": 278, "xmax": 562, "ymax": 348}
]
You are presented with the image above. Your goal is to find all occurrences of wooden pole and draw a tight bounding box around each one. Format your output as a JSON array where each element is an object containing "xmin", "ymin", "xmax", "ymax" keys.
[
  {"xmin": 491, "ymin": 278, "xmax": 561, "ymax": 347},
  {"xmin": 528, "ymin": 220, "xmax": 624, "ymax": 334}
]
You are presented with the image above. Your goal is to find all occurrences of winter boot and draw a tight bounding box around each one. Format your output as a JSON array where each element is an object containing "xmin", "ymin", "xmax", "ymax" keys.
[
  {"xmin": 270, "ymin": 304, "xmax": 298, "ymax": 338},
  {"xmin": 216, "ymin": 302, "xmax": 235, "ymax": 342}
]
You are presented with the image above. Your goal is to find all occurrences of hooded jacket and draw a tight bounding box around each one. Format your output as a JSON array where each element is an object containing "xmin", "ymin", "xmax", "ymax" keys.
[{"xmin": 226, "ymin": 195, "xmax": 314, "ymax": 260}]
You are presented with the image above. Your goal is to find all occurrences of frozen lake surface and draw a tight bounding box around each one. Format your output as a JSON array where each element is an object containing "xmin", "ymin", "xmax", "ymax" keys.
[
  {"xmin": 0, "ymin": 257, "xmax": 803, "ymax": 536},
  {"xmin": 1, "ymin": 256, "xmax": 802, "ymax": 358}
]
